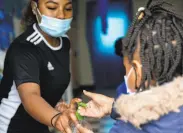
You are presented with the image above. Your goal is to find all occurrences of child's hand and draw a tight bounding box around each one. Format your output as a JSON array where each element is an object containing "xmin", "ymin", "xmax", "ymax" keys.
[{"xmin": 78, "ymin": 90, "xmax": 114, "ymax": 119}]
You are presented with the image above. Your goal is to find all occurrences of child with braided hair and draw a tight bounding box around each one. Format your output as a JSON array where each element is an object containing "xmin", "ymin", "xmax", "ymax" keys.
[{"xmin": 78, "ymin": 0, "xmax": 183, "ymax": 133}]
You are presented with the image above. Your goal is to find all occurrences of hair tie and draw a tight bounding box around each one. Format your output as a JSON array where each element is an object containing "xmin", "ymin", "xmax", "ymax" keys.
[{"xmin": 137, "ymin": 7, "xmax": 152, "ymax": 20}]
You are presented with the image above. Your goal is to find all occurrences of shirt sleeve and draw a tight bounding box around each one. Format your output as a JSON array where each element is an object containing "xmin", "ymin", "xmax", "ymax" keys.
[{"xmin": 11, "ymin": 45, "xmax": 40, "ymax": 87}]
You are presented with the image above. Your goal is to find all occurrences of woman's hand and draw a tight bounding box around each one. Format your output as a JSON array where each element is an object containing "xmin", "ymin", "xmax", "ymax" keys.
[
  {"xmin": 55, "ymin": 100, "xmax": 69, "ymax": 113},
  {"xmin": 53, "ymin": 98, "xmax": 84, "ymax": 133},
  {"xmin": 55, "ymin": 98, "xmax": 82, "ymax": 112},
  {"xmin": 78, "ymin": 90, "xmax": 114, "ymax": 119},
  {"xmin": 53, "ymin": 108, "xmax": 78, "ymax": 133}
]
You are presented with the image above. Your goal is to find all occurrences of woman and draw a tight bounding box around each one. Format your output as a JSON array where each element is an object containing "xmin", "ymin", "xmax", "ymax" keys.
[
  {"xmin": 0, "ymin": 0, "xmax": 85, "ymax": 133},
  {"xmin": 79, "ymin": 0, "xmax": 183, "ymax": 132}
]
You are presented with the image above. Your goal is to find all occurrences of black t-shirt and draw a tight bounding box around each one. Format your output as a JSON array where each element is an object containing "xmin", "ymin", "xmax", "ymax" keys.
[{"xmin": 0, "ymin": 24, "xmax": 70, "ymax": 133}]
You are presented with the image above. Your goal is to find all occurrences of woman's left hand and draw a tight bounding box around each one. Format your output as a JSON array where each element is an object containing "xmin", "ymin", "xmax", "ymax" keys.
[{"xmin": 55, "ymin": 98, "xmax": 82, "ymax": 113}]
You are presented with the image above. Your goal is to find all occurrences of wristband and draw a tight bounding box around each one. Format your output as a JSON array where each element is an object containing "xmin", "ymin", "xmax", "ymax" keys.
[{"xmin": 51, "ymin": 112, "xmax": 61, "ymax": 127}]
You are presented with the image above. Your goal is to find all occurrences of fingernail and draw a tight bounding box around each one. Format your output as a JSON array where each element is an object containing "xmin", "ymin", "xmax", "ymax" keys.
[
  {"xmin": 78, "ymin": 98, "xmax": 82, "ymax": 101},
  {"xmin": 76, "ymin": 123, "xmax": 81, "ymax": 128}
]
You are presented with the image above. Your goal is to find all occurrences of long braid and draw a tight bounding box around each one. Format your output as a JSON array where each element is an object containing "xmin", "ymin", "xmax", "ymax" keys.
[
  {"xmin": 143, "ymin": 40, "xmax": 152, "ymax": 88},
  {"xmin": 145, "ymin": 51, "xmax": 152, "ymax": 88},
  {"xmin": 157, "ymin": 21, "xmax": 170, "ymax": 80},
  {"xmin": 141, "ymin": 27, "xmax": 153, "ymax": 89},
  {"xmin": 154, "ymin": 24, "xmax": 163, "ymax": 79},
  {"xmin": 124, "ymin": 14, "xmax": 139, "ymax": 47},
  {"xmin": 167, "ymin": 24, "xmax": 182, "ymax": 80},
  {"xmin": 172, "ymin": 17, "xmax": 183, "ymax": 75},
  {"xmin": 166, "ymin": 20, "xmax": 175, "ymax": 65},
  {"xmin": 173, "ymin": 17, "xmax": 183, "ymax": 40},
  {"xmin": 128, "ymin": 15, "xmax": 150, "ymax": 61},
  {"xmin": 162, "ymin": 19, "xmax": 166, "ymax": 41},
  {"xmin": 139, "ymin": 33, "xmax": 147, "ymax": 90},
  {"xmin": 147, "ymin": 22, "xmax": 155, "ymax": 71}
]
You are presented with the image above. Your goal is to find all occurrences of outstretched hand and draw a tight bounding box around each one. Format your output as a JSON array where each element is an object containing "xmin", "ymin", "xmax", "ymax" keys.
[{"xmin": 78, "ymin": 90, "xmax": 114, "ymax": 119}]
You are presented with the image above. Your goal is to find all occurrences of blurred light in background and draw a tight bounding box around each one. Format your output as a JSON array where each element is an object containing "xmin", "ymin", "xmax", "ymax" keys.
[
  {"xmin": 94, "ymin": 11, "xmax": 129, "ymax": 55},
  {"xmin": 87, "ymin": 0, "xmax": 131, "ymax": 89},
  {"xmin": 0, "ymin": 10, "xmax": 5, "ymax": 20}
]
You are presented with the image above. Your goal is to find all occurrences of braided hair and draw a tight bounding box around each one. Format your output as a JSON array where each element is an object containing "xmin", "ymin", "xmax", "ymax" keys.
[{"xmin": 122, "ymin": 0, "xmax": 183, "ymax": 91}]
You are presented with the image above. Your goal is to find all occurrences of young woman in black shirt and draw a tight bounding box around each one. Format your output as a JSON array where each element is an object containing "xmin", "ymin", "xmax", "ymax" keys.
[{"xmin": 0, "ymin": 0, "xmax": 90, "ymax": 133}]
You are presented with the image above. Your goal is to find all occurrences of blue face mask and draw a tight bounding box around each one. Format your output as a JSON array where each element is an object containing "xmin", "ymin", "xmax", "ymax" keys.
[
  {"xmin": 35, "ymin": 6, "xmax": 72, "ymax": 37},
  {"xmin": 124, "ymin": 63, "xmax": 142, "ymax": 94},
  {"xmin": 39, "ymin": 15, "xmax": 72, "ymax": 37},
  {"xmin": 124, "ymin": 67, "xmax": 136, "ymax": 95}
]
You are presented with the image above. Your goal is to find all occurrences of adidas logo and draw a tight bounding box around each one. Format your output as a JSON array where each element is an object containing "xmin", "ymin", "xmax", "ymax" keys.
[{"xmin": 47, "ymin": 62, "xmax": 54, "ymax": 71}]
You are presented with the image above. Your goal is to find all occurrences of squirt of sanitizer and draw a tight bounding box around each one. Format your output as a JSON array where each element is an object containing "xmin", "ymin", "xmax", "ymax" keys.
[{"xmin": 72, "ymin": 102, "xmax": 92, "ymax": 133}]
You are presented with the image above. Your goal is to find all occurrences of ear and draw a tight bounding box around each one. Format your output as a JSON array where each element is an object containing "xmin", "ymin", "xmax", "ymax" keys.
[
  {"xmin": 31, "ymin": 1, "xmax": 42, "ymax": 23},
  {"xmin": 31, "ymin": 1, "xmax": 37, "ymax": 15},
  {"xmin": 132, "ymin": 60, "xmax": 142, "ymax": 87}
]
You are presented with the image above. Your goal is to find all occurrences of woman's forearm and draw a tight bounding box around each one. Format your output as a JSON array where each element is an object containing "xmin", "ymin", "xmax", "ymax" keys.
[{"xmin": 22, "ymin": 93, "xmax": 59, "ymax": 127}]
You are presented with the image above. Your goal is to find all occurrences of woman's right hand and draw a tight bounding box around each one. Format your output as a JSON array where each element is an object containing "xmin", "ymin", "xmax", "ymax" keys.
[
  {"xmin": 78, "ymin": 90, "xmax": 114, "ymax": 119},
  {"xmin": 52, "ymin": 98, "xmax": 81, "ymax": 133},
  {"xmin": 53, "ymin": 108, "xmax": 78, "ymax": 133}
]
